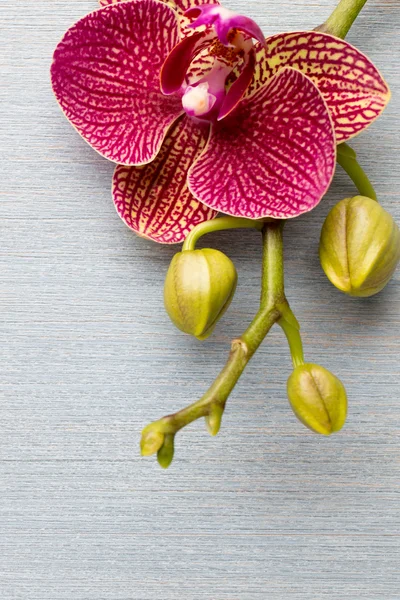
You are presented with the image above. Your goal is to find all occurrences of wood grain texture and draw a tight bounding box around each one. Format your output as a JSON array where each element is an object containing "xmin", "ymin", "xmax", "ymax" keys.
[{"xmin": 0, "ymin": 1, "xmax": 399, "ymax": 598}]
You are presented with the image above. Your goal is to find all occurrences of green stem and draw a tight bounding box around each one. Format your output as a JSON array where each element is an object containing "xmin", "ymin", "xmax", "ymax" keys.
[
  {"xmin": 315, "ymin": 0, "xmax": 368, "ymax": 39},
  {"xmin": 165, "ymin": 222, "xmax": 284, "ymax": 428},
  {"xmin": 278, "ymin": 305, "xmax": 305, "ymax": 369},
  {"xmin": 337, "ymin": 143, "xmax": 378, "ymax": 201},
  {"xmin": 141, "ymin": 221, "xmax": 286, "ymax": 462},
  {"xmin": 182, "ymin": 216, "xmax": 263, "ymax": 252}
]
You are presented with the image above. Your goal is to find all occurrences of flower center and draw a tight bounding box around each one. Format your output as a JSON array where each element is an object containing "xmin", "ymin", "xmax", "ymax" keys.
[
  {"xmin": 182, "ymin": 83, "xmax": 217, "ymax": 117},
  {"xmin": 161, "ymin": 3, "xmax": 266, "ymax": 122}
]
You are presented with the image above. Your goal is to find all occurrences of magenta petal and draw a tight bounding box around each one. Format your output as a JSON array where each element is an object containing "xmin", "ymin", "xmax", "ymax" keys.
[
  {"xmin": 99, "ymin": 0, "xmax": 123, "ymax": 5},
  {"xmin": 218, "ymin": 14, "xmax": 265, "ymax": 47},
  {"xmin": 112, "ymin": 116, "xmax": 217, "ymax": 244},
  {"xmin": 173, "ymin": 0, "xmax": 220, "ymax": 12},
  {"xmin": 99, "ymin": 0, "xmax": 219, "ymax": 12},
  {"xmin": 252, "ymin": 32, "xmax": 390, "ymax": 143},
  {"xmin": 51, "ymin": 1, "xmax": 183, "ymax": 165},
  {"xmin": 185, "ymin": 4, "xmax": 219, "ymax": 19},
  {"xmin": 98, "ymin": 0, "xmax": 221, "ymax": 39},
  {"xmin": 186, "ymin": 5, "xmax": 265, "ymax": 46},
  {"xmin": 161, "ymin": 31, "xmax": 211, "ymax": 95},
  {"xmin": 189, "ymin": 67, "xmax": 336, "ymax": 219},
  {"xmin": 218, "ymin": 49, "xmax": 256, "ymax": 120}
]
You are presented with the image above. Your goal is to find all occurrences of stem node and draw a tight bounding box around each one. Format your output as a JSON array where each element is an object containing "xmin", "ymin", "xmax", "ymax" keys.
[{"xmin": 231, "ymin": 338, "xmax": 249, "ymax": 356}]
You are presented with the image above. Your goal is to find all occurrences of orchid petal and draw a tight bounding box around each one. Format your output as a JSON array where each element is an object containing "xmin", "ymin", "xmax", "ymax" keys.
[
  {"xmin": 218, "ymin": 49, "xmax": 256, "ymax": 120},
  {"xmin": 112, "ymin": 116, "xmax": 217, "ymax": 244},
  {"xmin": 171, "ymin": 0, "xmax": 221, "ymax": 12},
  {"xmin": 185, "ymin": 5, "xmax": 265, "ymax": 47},
  {"xmin": 97, "ymin": 0, "xmax": 201, "ymax": 36},
  {"xmin": 185, "ymin": 48, "xmax": 216, "ymax": 87},
  {"xmin": 99, "ymin": 0, "xmax": 220, "ymax": 16},
  {"xmin": 252, "ymin": 32, "xmax": 390, "ymax": 143},
  {"xmin": 161, "ymin": 31, "xmax": 212, "ymax": 95},
  {"xmin": 51, "ymin": 1, "xmax": 183, "ymax": 165},
  {"xmin": 188, "ymin": 67, "xmax": 336, "ymax": 220},
  {"xmin": 99, "ymin": 0, "xmax": 134, "ymax": 5},
  {"xmin": 178, "ymin": 1, "xmax": 221, "ymax": 37}
]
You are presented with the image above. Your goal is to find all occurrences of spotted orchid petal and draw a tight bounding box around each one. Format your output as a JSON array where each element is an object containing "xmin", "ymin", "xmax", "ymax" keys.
[
  {"xmin": 51, "ymin": 1, "xmax": 183, "ymax": 165},
  {"xmin": 98, "ymin": 0, "xmax": 221, "ymax": 37},
  {"xmin": 99, "ymin": 0, "xmax": 218, "ymax": 13},
  {"xmin": 112, "ymin": 116, "xmax": 217, "ymax": 244},
  {"xmin": 185, "ymin": 4, "xmax": 265, "ymax": 47},
  {"xmin": 252, "ymin": 32, "xmax": 390, "ymax": 143},
  {"xmin": 188, "ymin": 67, "xmax": 336, "ymax": 220},
  {"xmin": 161, "ymin": 30, "xmax": 213, "ymax": 95},
  {"xmin": 175, "ymin": 0, "xmax": 220, "ymax": 10},
  {"xmin": 218, "ymin": 49, "xmax": 256, "ymax": 120}
]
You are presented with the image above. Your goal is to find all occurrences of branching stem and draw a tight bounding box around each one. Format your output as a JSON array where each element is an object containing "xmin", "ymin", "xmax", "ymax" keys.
[{"xmin": 141, "ymin": 221, "xmax": 303, "ymax": 467}]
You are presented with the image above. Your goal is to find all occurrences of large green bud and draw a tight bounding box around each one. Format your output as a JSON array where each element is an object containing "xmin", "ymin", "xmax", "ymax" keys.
[
  {"xmin": 164, "ymin": 249, "xmax": 237, "ymax": 340},
  {"xmin": 320, "ymin": 196, "xmax": 400, "ymax": 297},
  {"xmin": 287, "ymin": 364, "xmax": 347, "ymax": 436}
]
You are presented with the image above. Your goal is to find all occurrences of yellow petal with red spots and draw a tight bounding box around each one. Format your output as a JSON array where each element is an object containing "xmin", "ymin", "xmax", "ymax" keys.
[
  {"xmin": 112, "ymin": 116, "xmax": 217, "ymax": 244},
  {"xmin": 251, "ymin": 31, "xmax": 390, "ymax": 143}
]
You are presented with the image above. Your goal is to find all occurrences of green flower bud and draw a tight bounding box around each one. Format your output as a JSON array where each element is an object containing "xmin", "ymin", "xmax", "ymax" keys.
[
  {"xmin": 164, "ymin": 249, "xmax": 237, "ymax": 340},
  {"xmin": 287, "ymin": 364, "xmax": 347, "ymax": 435},
  {"xmin": 140, "ymin": 424, "xmax": 164, "ymax": 457},
  {"xmin": 157, "ymin": 434, "xmax": 175, "ymax": 470},
  {"xmin": 205, "ymin": 403, "xmax": 224, "ymax": 437},
  {"xmin": 320, "ymin": 196, "xmax": 400, "ymax": 297}
]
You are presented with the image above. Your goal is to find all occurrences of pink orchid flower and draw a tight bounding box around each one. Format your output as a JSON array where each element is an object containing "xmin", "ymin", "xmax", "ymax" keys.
[{"xmin": 51, "ymin": 0, "xmax": 390, "ymax": 243}]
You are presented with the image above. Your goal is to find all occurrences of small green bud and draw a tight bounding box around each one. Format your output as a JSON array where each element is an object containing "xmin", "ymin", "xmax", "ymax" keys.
[
  {"xmin": 287, "ymin": 364, "xmax": 347, "ymax": 436},
  {"xmin": 320, "ymin": 196, "xmax": 400, "ymax": 297},
  {"xmin": 140, "ymin": 424, "xmax": 164, "ymax": 457},
  {"xmin": 164, "ymin": 249, "xmax": 237, "ymax": 340},
  {"xmin": 157, "ymin": 434, "xmax": 175, "ymax": 469},
  {"xmin": 205, "ymin": 403, "xmax": 224, "ymax": 436}
]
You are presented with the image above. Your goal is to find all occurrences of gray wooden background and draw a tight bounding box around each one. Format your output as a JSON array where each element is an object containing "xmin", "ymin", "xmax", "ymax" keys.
[{"xmin": 1, "ymin": 1, "xmax": 399, "ymax": 598}]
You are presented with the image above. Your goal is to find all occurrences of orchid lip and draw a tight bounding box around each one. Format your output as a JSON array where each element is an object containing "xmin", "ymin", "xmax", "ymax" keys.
[
  {"xmin": 184, "ymin": 4, "xmax": 266, "ymax": 47},
  {"xmin": 180, "ymin": 59, "xmax": 232, "ymax": 122}
]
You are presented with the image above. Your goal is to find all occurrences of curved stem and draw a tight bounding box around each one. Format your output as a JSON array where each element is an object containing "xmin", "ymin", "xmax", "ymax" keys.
[
  {"xmin": 278, "ymin": 304, "xmax": 305, "ymax": 369},
  {"xmin": 337, "ymin": 143, "xmax": 378, "ymax": 201},
  {"xmin": 141, "ymin": 221, "xmax": 285, "ymax": 464},
  {"xmin": 315, "ymin": 0, "xmax": 368, "ymax": 39},
  {"xmin": 182, "ymin": 216, "xmax": 264, "ymax": 252}
]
